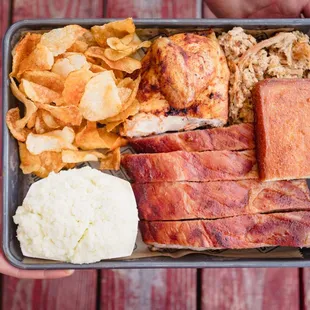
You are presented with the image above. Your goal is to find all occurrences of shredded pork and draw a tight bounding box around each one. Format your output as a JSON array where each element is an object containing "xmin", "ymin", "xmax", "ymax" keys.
[{"xmin": 219, "ymin": 28, "xmax": 310, "ymax": 123}]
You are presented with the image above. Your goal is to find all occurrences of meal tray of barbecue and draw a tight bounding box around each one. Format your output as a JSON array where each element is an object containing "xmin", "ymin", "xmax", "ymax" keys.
[{"xmin": 3, "ymin": 18, "xmax": 310, "ymax": 269}]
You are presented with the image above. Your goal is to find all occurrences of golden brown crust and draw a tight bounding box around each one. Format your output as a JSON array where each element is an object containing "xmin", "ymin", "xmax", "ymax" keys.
[
  {"xmin": 122, "ymin": 150, "xmax": 258, "ymax": 182},
  {"xmin": 253, "ymin": 78, "xmax": 310, "ymax": 181},
  {"xmin": 129, "ymin": 123, "xmax": 255, "ymax": 153},
  {"xmin": 140, "ymin": 211, "xmax": 310, "ymax": 250},
  {"xmin": 136, "ymin": 32, "xmax": 229, "ymax": 123},
  {"xmin": 133, "ymin": 179, "xmax": 310, "ymax": 220}
]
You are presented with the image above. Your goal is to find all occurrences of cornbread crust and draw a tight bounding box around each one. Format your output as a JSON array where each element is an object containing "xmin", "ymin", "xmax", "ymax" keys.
[{"xmin": 253, "ymin": 78, "xmax": 310, "ymax": 181}]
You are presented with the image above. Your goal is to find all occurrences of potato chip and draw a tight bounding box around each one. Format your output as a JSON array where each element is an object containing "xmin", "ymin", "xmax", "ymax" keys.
[
  {"xmin": 67, "ymin": 30, "xmax": 97, "ymax": 53},
  {"xmin": 106, "ymin": 34, "xmax": 135, "ymax": 50},
  {"xmin": 11, "ymin": 33, "xmax": 41, "ymax": 77},
  {"xmin": 62, "ymin": 68, "xmax": 94, "ymax": 106},
  {"xmin": 34, "ymin": 111, "xmax": 50, "ymax": 134},
  {"xmin": 119, "ymin": 76, "xmax": 141, "ymax": 112},
  {"xmin": 18, "ymin": 142, "xmax": 41, "ymax": 174},
  {"xmin": 21, "ymin": 71, "xmax": 64, "ymax": 93},
  {"xmin": 89, "ymin": 64, "xmax": 106, "ymax": 73},
  {"xmin": 102, "ymin": 99, "xmax": 140, "ymax": 123},
  {"xmin": 62, "ymin": 149, "xmax": 104, "ymax": 163},
  {"xmin": 99, "ymin": 147, "xmax": 121, "ymax": 171},
  {"xmin": 105, "ymin": 120, "xmax": 123, "ymax": 132},
  {"xmin": 17, "ymin": 44, "xmax": 54, "ymax": 78},
  {"xmin": 75, "ymin": 121, "xmax": 112, "ymax": 150},
  {"xmin": 35, "ymin": 151, "xmax": 66, "ymax": 178},
  {"xmin": 36, "ymin": 102, "xmax": 82, "ymax": 126},
  {"xmin": 53, "ymin": 97, "xmax": 66, "ymax": 106},
  {"xmin": 51, "ymin": 53, "xmax": 90, "ymax": 78},
  {"xmin": 27, "ymin": 111, "xmax": 37, "ymax": 129},
  {"xmin": 41, "ymin": 110, "xmax": 61, "ymax": 129},
  {"xmin": 97, "ymin": 127, "xmax": 127, "ymax": 150},
  {"xmin": 20, "ymin": 79, "xmax": 61, "ymax": 104},
  {"xmin": 10, "ymin": 78, "xmax": 38, "ymax": 129},
  {"xmin": 105, "ymin": 36, "xmax": 151, "ymax": 61},
  {"xmin": 40, "ymin": 25, "xmax": 86, "ymax": 56},
  {"xmin": 26, "ymin": 126, "xmax": 77, "ymax": 155},
  {"xmin": 85, "ymin": 46, "xmax": 141, "ymax": 74},
  {"xmin": 79, "ymin": 71, "xmax": 122, "ymax": 121},
  {"xmin": 91, "ymin": 18, "xmax": 135, "ymax": 47},
  {"xmin": 6, "ymin": 108, "xmax": 30, "ymax": 142}
]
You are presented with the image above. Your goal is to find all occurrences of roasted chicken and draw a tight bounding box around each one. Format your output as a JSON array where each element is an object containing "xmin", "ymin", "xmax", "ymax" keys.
[{"xmin": 121, "ymin": 32, "xmax": 229, "ymax": 137}]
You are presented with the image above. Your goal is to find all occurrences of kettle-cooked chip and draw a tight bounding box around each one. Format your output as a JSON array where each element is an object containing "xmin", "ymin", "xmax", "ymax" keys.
[
  {"xmin": 26, "ymin": 126, "xmax": 77, "ymax": 155},
  {"xmin": 11, "ymin": 33, "xmax": 42, "ymax": 78},
  {"xmin": 62, "ymin": 68, "xmax": 94, "ymax": 106},
  {"xmin": 89, "ymin": 64, "xmax": 106, "ymax": 73},
  {"xmin": 18, "ymin": 142, "xmax": 41, "ymax": 174},
  {"xmin": 105, "ymin": 35, "xmax": 151, "ymax": 61},
  {"xmin": 105, "ymin": 120, "xmax": 123, "ymax": 132},
  {"xmin": 34, "ymin": 111, "xmax": 50, "ymax": 134},
  {"xmin": 91, "ymin": 18, "xmax": 135, "ymax": 47},
  {"xmin": 97, "ymin": 127, "xmax": 128, "ymax": 150},
  {"xmin": 85, "ymin": 46, "xmax": 141, "ymax": 74},
  {"xmin": 101, "ymin": 99, "xmax": 140, "ymax": 123},
  {"xmin": 41, "ymin": 110, "xmax": 61, "ymax": 129},
  {"xmin": 40, "ymin": 25, "xmax": 86, "ymax": 56},
  {"xmin": 17, "ymin": 44, "xmax": 54, "ymax": 78},
  {"xmin": 99, "ymin": 147, "xmax": 121, "ymax": 171},
  {"xmin": 79, "ymin": 71, "xmax": 122, "ymax": 121},
  {"xmin": 6, "ymin": 108, "xmax": 30, "ymax": 142},
  {"xmin": 10, "ymin": 78, "xmax": 38, "ymax": 129},
  {"xmin": 20, "ymin": 79, "xmax": 61, "ymax": 104},
  {"xmin": 51, "ymin": 53, "xmax": 90, "ymax": 78},
  {"xmin": 35, "ymin": 151, "xmax": 66, "ymax": 178},
  {"xmin": 27, "ymin": 111, "xmax": 37, "ymax": 129},
  {"xmin": 118, "ymin": 76, "xmax": 141, "ymax": 112},
  {"xmin": 62, "ymin": 149, "xmax": 104, "ymax": 163},
  {"xmin": 75, "ymin": 121, "xmax": 112, "ymax": 150},
  {"xmin": 21, "ymin": 71, "xmax": 64, "ymax": 93},
  {"xmin": 67, "ymin": 30, "xmax": 97, "ymax": 53},
  {"xmin": 36, "ymin": 102, "xmax": 82, "ymax": 126}
]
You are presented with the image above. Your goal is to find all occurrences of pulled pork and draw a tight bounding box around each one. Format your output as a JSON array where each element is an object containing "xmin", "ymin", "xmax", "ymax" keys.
[{"xmin": 219, "ymin": 28, "xmax": 310, "ymax": 123}]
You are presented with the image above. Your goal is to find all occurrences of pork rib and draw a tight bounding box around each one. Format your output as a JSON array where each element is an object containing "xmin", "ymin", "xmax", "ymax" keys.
[
  {"xmin": 129, "ymin": 123, "xmax": 255, "ymax": 153},
  {"xmin": 133, "ymin": 180, "xmax": 310, "ymax": 220},
  {"xmin": 140, "ymin": 211, "xmax": 310, "ymax": 250},
  {"xmin": 121, "ymin": 150, "xmax": 258, "ymax": 182}
]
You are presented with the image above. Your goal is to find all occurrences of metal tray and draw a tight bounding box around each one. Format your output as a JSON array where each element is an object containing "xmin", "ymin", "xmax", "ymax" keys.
[{"xmin": 3, "ymin": 18, "xmax": 310, "ymax": 269}]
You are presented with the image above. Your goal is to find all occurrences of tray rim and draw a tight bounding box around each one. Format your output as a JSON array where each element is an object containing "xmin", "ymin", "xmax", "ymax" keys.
[{"xmin": 3, "ymin": 17, "xmax": 310, "ymax": 270}]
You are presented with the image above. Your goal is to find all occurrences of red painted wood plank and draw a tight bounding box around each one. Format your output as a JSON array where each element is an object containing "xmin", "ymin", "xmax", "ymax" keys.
[
  {"xmin": 100, "ymin": 269, "xmax": 197, "ymax": 310},
  {"xmin": 1, "ymin": 270, "xmax": 98, "ymax": 310},
  {"xmin": 106, "ymin": 0, "xmax": 202, "ymax": 18},
  {"xmin": 201, "ymin": 268, "xmax": 299, "ymax": 310},
  {"xmin": 13, "ymin": 0, "xmax": 104, "ymax": 22}
]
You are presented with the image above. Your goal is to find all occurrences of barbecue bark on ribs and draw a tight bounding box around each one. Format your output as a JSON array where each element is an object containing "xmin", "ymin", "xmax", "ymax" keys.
[
  {"xmin": 140, "ymin": 211, "xmax": 310, "ymax": 250},
  {"xmin": 133, "ymin": 179, "xmax": 310, "ymax": 220},
  {"xmin": 121, "ymin": 150, "xmax": 258, "ymax": 182},
  {"xmin": 129, "ymin": 123, "xmax": 255, "ymax": 153}
]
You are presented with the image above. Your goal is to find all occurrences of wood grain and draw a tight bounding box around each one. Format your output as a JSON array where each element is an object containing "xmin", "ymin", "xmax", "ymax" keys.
[
  {"xmin": 106, "ymin": 0, "xmax": 202, "ymax": 18},
  {"xmin": 201, "ymin": 268, "xmax": 299, "ymax": 310},
  {"xmin": 13, "ymin": 0, "xmax": 104, "ymax": 22},
  {"xmin": 1, "ymin": 270, "xmax": 98, "ymax": 310},
  {"xmin": 100, "ymin": 269, "xmax": 197, "ymax": 310}
]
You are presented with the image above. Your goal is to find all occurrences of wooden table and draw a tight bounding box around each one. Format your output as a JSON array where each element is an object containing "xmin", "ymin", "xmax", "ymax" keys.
[{"xmin": 0, "ymin": 0, "xmax": 308, "ymax": 309}]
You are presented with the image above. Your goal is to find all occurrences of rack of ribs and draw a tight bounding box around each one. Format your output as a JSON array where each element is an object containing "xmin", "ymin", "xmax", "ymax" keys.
[
  {"xmin": 133, "ymin": 180, "xmax": 310, "ymax": 220},
  {"xmin": 122, "ymin": 150, "xmax": 258, "ymax": 182},
  {"xmin": 129, "ymin": 123, "xmax": 254, "ymax": 153}
]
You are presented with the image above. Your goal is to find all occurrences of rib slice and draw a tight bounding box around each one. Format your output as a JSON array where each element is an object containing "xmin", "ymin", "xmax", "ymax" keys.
[
  {"xmin": 129, "ymin": 123, "xmax": 255, "ymax": 153},
  {"xmin": 121, "ymin": 150, "xmax": 258, "ymax": 182},
  {"xmin": 140, "ymin": 211, "xmax": 310, "ymax": 250},
  {"xmin": 133, "ymin": 180, "xmax": 310, "ymax": 220}
]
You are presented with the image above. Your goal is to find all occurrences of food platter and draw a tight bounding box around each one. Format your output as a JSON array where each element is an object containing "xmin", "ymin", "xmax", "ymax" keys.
[{"xmin": 3, "ymin": 18, "xmax": 310, "ymax": 269}]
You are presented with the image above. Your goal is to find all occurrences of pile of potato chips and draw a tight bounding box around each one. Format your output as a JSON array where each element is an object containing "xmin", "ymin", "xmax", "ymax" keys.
[{"xmin": 6, "ymin": 18, "xmax": 150, "ymax": 178}]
